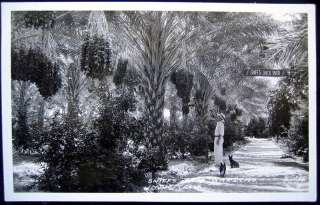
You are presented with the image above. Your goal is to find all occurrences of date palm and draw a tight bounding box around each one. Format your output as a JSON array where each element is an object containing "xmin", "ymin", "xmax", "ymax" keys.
[
  {"xmin": 187, "ymin": 12, "xmax": 277, "ymax": 121},
  {"xmin": 119, "ymin": 12, "xmax": 191, "ymax": 164},
  {"xmin": 266, "ymin": 14, "xmax": 308, "ymax": 102},
  {"xmin": 119, "ymin": 11, "xmax": 278, "ymax": 165}
]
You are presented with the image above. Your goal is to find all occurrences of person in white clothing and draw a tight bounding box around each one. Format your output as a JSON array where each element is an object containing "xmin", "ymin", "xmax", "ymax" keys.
[{"xmin": 214, "ymin": 113, "xmax": 225, "ymax": 166}]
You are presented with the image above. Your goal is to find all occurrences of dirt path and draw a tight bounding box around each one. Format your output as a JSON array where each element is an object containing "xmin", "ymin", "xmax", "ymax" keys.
[{"xmin": 157, "ymin": 137, "xmax": 309, "ymax": 192}]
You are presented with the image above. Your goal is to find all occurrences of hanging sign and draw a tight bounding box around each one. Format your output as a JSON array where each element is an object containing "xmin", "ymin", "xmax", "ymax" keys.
[{"xmin": 243, "ymin": 69, "xmax": 291, "ymax": 77}]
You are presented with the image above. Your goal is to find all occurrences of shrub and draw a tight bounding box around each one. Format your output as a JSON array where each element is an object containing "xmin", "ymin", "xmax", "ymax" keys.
[
  {"xmin": 38, "ymin": 114, "xmax": 84, "ymax": 192},
  {"xmin": 12, "ymin": 111, "xmax": 32, "ymax": 151},
  {"xmin": 188, "ymin": 132, "xmax": 212, "ymax": 156},
  {"xmin": 286, "ymin": 113, "xmax": 308, "ymax": 161},
  {"xmin": 38, "ymin": 95, "xmax": 148, "ymax": 192},
  {"xmin": 76, "ymin": 95, "xmax": 147, "ymax": 192}
]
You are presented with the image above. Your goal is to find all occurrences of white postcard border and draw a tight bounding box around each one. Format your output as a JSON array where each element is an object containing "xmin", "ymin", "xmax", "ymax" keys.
[{"xmin": 1, "ymin": 2, "xmax": 317, "ymax": 202}]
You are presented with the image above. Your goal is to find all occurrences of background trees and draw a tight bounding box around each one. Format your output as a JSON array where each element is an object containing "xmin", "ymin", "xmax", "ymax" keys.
[
  {"xmin": 246, "ymin": 117, "xmax": 267, "ymax": 138},
  {"xmin": 12, "ymin": 81, "xmax": 32, "ymax": 151},
  {"xmin": 267, "ymin": 84, "xmax": 294, "ymax": 139},
  {"xmin": 266, "ymin": 14, "xmax": 308, "ymax": 161}
]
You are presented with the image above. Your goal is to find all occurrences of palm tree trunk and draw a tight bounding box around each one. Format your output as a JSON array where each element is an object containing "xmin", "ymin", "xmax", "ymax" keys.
[
  {"xmin": 145, "ymin": 88, "xmax": 165, "ymax": 144},
  {"xmin": 194, "ymin": 93, "xmax": 210, "ymax": 161},
  {"xmin": 143, "ymin": 79, "xmax": 167, "ymax": 168}
]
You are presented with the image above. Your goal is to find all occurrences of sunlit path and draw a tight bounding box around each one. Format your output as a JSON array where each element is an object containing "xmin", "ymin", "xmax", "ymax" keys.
[{"xmin": 158, "ymin": 137, "xmax": 308, "ymax": 192}]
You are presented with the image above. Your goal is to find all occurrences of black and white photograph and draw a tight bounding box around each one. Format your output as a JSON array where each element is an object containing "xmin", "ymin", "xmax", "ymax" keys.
[{"xmin": 1, "ymin": 2, "xmax": 317, "ymax": 202}]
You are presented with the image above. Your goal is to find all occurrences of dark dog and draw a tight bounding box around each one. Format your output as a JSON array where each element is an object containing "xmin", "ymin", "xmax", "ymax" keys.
[
  {"xmin": 228, "ymin": 155, "xmax": 239, "ymax": 168},
  {"xmin": 219, "ymin": 162, "xmax": 226, "ymax": 177}
]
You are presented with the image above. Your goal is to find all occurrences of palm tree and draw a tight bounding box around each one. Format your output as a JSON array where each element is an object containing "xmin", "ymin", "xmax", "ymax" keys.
[
  {"xmin": 265, "ymin": 14, "xmax": 308, "ymax": 150},
  {"xmin": 266, "ymin": 14, "xmax": 308, "ymax": 101},
  {"xmin": 193, "ymin": 66, "xmax": 214, "ymax": 127},
  {"xmin": 185, "ymin": 12, "xmax": 277, "ymax": 122},
  {"xmin": 119, "ymin": 12, "xmax": 192, "ymax": 164},
  {"xmin": 119, "ymin": 11, "xmax": 278, "ymax": 165},
  {"xmin": 266, "ymin": 14, "xmax": 307, "ymax": 68}
]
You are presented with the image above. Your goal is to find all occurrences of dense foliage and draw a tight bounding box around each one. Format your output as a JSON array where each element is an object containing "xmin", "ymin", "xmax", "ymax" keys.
[
  {"xmin": 24, "ymin": 11, "xmax": 56, "ymax": 29},
  {"xmin": 13, "ymin": 106, "xmax": 32, "ymax": 151},
  {"xmin": 224, "ymin": 106, "xmax": 244, "ymax": 147},
  {"xmin": 246, "ymin": 117, "xmax": 268, "ymax": 138},
  {"xmin": 268, "ymin": 85, "xmax": 293, "ymax": 137},
  {"xmin": 39, "ymin": 94, "xmax": 147, "ymax": 192},
  {"xmin": 266, "ymin": 15, "xmax": 308, "ymax": 161}
]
